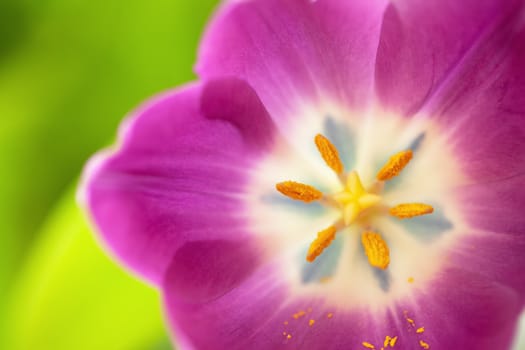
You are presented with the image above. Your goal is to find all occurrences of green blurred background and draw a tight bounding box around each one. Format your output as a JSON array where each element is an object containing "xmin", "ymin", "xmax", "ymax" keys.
[
  {"xmin": 0, "ymin": 0, "xmax": 216, "ymax": 348},
  {"xmin": 2, "ymin": 1, "xmax": 525, "ymax": 349}
]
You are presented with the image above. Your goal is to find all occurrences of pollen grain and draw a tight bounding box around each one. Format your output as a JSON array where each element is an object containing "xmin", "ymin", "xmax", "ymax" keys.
[
  {"xmin": 314, "ymin": 134, "xmax": 344, "ymax": 174},
  {"xmin": 419, "ymin": 340, "xmax": 430, "ymax": 349},
  {"xmin": 390, "ymin": 203, "xmax": 434, "ymax": 219},
  {"xmin": 362, "ymin": 342, "xmax": 375, "ymax": 349},
  {"xmin": 361, "ymin": 231, "xmax": 390, "ymax": 269},
  {"xmin": 376, "ymin": 150, "xmax": 413, "ymax": 181},
  {"xmin": 390, "ymin": 336, "xmax": 398, "ymax": 347},
  {"xmin": 276, "ymin": 181, "xmax": 323, "ymax": 203},
  {"xmin": 307, "ymin": 225, "xmax": 337, "ymax": 262}
]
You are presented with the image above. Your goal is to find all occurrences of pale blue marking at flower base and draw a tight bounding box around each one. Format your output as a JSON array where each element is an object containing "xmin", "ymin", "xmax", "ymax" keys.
[
  {"xmin": 382, "ymin": 132, "xmax": 426, "ymax": 192},
  {"xmin": 323, "ymin": 116, "xmax": 356, "ymax": 170},
  {"xmin": 393, "ymin": 205, "xmax": 453, "ymax": 243},
  {"xmin": 260, "ymin": 193, "xmax": 327, "ymax": 217},
  {"xmin": 373, "ymin": 267, "xmax": 391, "ymax": 293},
  {"xmin": 300, "ymin": 235, "xmax": 343, "ymax": 284}
]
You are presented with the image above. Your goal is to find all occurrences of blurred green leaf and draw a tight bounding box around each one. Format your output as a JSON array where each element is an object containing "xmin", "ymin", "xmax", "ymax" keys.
[
  {"xmin": 2, "ymin": 188, "xmax": 170, "ymax": 350},
  {"xmin": 0, "ymin": 0, "xmax": 216, "ymax": 321}
]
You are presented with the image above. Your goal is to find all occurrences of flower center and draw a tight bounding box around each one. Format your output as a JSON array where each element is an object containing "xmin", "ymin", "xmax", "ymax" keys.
[{"xmin": 275, "ymin": 134, "xmax": 434, "ymax": 270}]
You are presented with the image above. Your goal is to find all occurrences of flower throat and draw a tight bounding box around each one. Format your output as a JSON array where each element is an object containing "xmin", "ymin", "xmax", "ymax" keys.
[{"xmin": 275, "ymin": 134, "xmax": 434, "ymax": 269}]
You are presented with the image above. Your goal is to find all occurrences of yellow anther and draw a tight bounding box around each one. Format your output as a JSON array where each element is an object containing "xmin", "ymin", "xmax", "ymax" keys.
[
  {"xmin": 408, "ymin": 277, "xmax": 414, "ymax": 283},
  {"xmin": 406, "ymin": 318, "xmax": 415, "ymax": 326},
  {"xmin": 361, "ymin": 231, "xmax": 390, "ymax": 269},
  {"xmin": 419, "ymin": 340, "xmax": 430, "ymax": 349},
  {"xmin": 309, "ymin": 319, "xmax": 315, "ymax": 326},
  {"xmin": 390, "ymin": 203, "xmax": 434, "ymax": 219},
  {"xmin": 327, "ymin": 313, "xmax": 333, "ymax": 319},
  {"xmin": 306, "ymin": 225, "xmax": 337, "ymax": 262},
  {"xmin": 376, "ymin": 150, "xmax": 413, "ymax": 181},
  {"xmin": 362, "ymin": 342, "xmax": 375, "ymax": 349},
  {"xmin": 315, "ymin": 134, "xmax": 344, "ymax": 174},
  {"xmin": 390, "ymin": 336, "xmax": 398, "ymax": 347},
  {"xmin": 276, "ymin": 181, "xmax": 323, "ymax": 203},
  {"xmin": 416, "ymin": 327, "xmax": 425, "ymax": 334},
  {"xmin": 287, "ymin": 334, "xmax": 292, "ymax": 339}
]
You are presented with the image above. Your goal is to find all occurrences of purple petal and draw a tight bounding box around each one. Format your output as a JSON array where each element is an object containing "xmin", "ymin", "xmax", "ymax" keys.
[
  {"xmin": 453, "ymin": 174, "xmax": 525, "ymax": 296},
  {"xmin": 400, "ymin": 267, "xmax": 521, "ymax": 349},
  {"xmin": 197, "ymin": 0, "xmax": 388, "ymax": 119},
  {"xmin": 81, "ymin": 78, "xmax": 277, "ymax": 283},
  {"xmin": 424, "ymin": 13, "xmax": 525, "ymax": 182},
  {"xmin": 163, "ymin": 240, "xmax": 521, "ymax": 349},
  {"xmin": 375, "ymin": 0, "xmax": 524, "ymax": 115}
]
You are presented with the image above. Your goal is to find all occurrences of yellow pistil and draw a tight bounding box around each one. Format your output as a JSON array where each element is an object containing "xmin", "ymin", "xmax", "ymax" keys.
[
  {"xmin": 333, "ymin": 171, "xmax": 381, "ymax": 225},
  {"xmin": 390, "ymin": 203, "xmax": 434, "ymax": 219},
  {"xmin": 376, "ymin": 150, "xmax": 413, "ymax": 181},
  {"xmin": 362, "ymin": 342, "xmax": 375, "ymax": 349},
  {"xmin": 307, "ymin": 226, "xmax": 337, "ymax": 262},
  {"xmin": 361, "ymin": 232, "xmax": 390, "ymax": 269},
  {"xmin": 275, "ymin": 181, "xmax": 323, "ymax": 203},
  {"xmin": 315, "ymin": 134, "xmax": 344, "ymax": 174}
]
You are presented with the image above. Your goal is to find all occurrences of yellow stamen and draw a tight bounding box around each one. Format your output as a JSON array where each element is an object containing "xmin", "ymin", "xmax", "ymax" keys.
[
  {"xmin": 390, "ymin": 203, "xmax": 434, "ymax": 219},
  {"xmin": 361, "ymin": 231, "xmax": 390, "ymax": 269},
  {"xmin": 419, "ymin": 340, "xmax": 430, "ymax": 349},
  {"xmin": 287, "ymin": 334, "xmax": 292, "ymax": 340},
  {"xmin": 416, "ymin": 327, "xmax": 425, "ymax": 334},
  {"xmin": 327, "ymin": 313, "xmax": 333, "ymax": 319},
  {"xmin": 314, "ymin": 134, "xmax": 344, "ymax": 174},
  {"xmin": 307, "ymin": 225, "xmax": 337, "ymax": 262},
  {"xmin": 408, "ymin": 277, "xmax": 415, "ymax": 283},
  {"xmin": 276, "ymin": 181, "xmax": 323, "ymax": 203},
  {"xmin": 362, "ymin": 342, "xmax": 375, "ymax": 349},
  {"xmin": 309, "ymin": 319, "xmax": 315, "ymax": 326},
  {"xmin": 376, "ymin": 150, "xmax": 413, "ymax": 181}
]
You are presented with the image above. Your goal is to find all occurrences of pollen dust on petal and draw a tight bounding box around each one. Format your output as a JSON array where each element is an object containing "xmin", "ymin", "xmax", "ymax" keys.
[
  {"xmin": 419, "ymin": 340, "xmax": 430, "ymax": 349},
  {"xmin": 292, "ymin": 310, "xmax": 307, "ymax": 319},
  {"xmin": 362, "ymin": 342, "xmax": 375, "ymax": 349}
]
